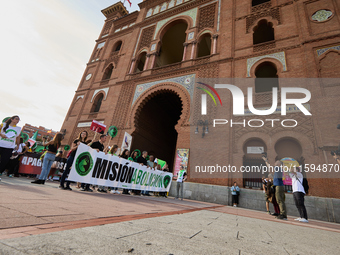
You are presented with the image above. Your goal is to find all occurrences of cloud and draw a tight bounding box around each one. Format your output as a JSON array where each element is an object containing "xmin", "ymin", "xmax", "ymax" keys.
[{"xmin": 0, "ymin": 0, "xmax": 142, "ymax": 131}]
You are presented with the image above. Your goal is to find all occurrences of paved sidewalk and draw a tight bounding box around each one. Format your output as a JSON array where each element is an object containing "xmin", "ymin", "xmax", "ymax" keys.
[{"xmin": 1, "ymin": 176, "xmax": 339, "ymax": 254}]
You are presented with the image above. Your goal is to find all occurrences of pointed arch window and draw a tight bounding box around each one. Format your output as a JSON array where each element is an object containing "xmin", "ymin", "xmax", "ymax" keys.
[
  {"xmin": 135, "ymin": 52, "xmax": 147, "ymax": 73},
  {"xmin": 102, "ymin": 64, "xmax": 114, "ymax": 80},
  {"xmin": 91, "ymin": 94, "xmax": 104, "ymax": 113},
  {"xmin": 197, "ymin": 34, "xmax": 212, "ymax": 58},
  {"xmin": 114, "ymin": 41, "xmax": 122, "ymax": 52}
]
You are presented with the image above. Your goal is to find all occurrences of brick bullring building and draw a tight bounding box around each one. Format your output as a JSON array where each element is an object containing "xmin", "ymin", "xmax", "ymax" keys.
[{"xmin": 61, "ymin": 0, "xmax": 340, "ymax": 218}]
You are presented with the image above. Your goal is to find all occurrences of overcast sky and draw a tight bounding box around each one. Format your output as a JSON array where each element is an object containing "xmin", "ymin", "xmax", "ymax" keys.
[{"xmin": 0, "ymin": 0, "xmax": 142, "ymax": 132}]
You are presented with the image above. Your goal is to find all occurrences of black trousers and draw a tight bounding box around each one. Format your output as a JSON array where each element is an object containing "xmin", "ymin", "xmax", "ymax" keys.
[
  {"xmin": 0, "ymin": 147, "xmax": 13, "ymax": 173},
  {"xmin": 293, "ymin": 192, "xmax": 308, "ymax": 220}
]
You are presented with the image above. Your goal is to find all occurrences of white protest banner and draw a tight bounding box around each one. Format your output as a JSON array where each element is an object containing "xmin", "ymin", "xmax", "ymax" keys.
[{"xmin": 68, "ymin": 143, "xmax": 173, "ymax": 192}]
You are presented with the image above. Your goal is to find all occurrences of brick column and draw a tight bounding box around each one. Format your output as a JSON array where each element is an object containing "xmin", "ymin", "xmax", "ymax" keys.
[
  {"xmin": 182, "ymin": 43, "xmax": 189, "ymax": 61},
  {"xmin": 150, "ymin": 52, "xmax": 158, "ymax": 69},
  {"xmin": 212, "ymin": 34, "xmax": 218, "ymax": 54},
  {"xmin": 144, "ymin": 54, "xmax": 151, "ymax": 71},
  {"xmin": 190, "ymin": 41, "xmax": 197, "ymax": 60},
  {"xmin": 129, "ymin": 58, "xmax": 136, "ymax": 74}
]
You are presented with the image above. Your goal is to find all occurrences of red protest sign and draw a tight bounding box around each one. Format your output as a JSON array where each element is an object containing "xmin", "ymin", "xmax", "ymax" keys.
[{"xmin": 90, "ymin": 120, "xmax": 106, "ymax": 134}]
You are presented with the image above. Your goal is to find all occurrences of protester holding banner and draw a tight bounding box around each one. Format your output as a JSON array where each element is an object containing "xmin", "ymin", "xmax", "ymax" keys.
[
  {"xmin": 108, "ymin": 145, "xmax": 121, "ymax": 194},
  {"xmin": 59, "ymin": 130, "xmax": 88, "ymax": 190},
  {"xmin": 128, "ymin": 150, "xmax": 138, "ymax": 162},
  {"xmin": 81, "ymin": 134, "xmax": 106, "ymax": 192},
  {"xmin": 31, "ymin": 133, "xmax": 63, "ymax": 184},
  {"xmin": 0, "ymin": 116, "xmax": 21, "ymax": 175},
  {"xmin": 120, "ymin": 149, "xmax": 130, "ymax": 194},
  {"xmin": 175, "ymin": 166, "xmax": 187, "ymax": 200}
]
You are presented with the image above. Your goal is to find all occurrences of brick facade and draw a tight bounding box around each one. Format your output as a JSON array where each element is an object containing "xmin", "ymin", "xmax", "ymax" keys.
[{"xmin": 60, "ymin": 0, "xmax": 340, "ymax": 198}]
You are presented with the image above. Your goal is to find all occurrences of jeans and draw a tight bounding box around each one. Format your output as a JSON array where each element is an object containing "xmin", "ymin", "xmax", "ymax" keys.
[
  {"xmin": 176, "ymin": 182, "xmax": 184, "ymax": 199},
  {"xmin": 275, "ymin": 185, "xmax": 286, "ymax": 217},
  {"xmin": 293, "ymin": 192, "xmax": 308, "ymax": 219},
  {"xmin": 60, "ymin": 155, "xmax": 74, "ymax": 187},
  {"xmin": 39, "ymin": 152, "xmax": 56, "ymax": 180}
]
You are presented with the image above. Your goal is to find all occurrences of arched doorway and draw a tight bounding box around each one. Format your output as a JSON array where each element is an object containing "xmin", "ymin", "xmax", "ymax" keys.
[{"xmin": 131, "ymin": 90, "xmax": 183, "ymax": 170}]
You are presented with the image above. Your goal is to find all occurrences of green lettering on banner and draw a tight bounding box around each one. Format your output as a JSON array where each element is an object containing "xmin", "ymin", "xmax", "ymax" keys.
[
  {"xmin": 152, "ymin": 175, "xmax": 160, "ymax": 187},
  {"xmin": 157, "ymin": 176, "xmax": 164, "ymax": 188},
  {"xmin": 147, "ymin": 173, "xmax": 154, "ymax": 186},
  {"xmin": 131, "ymin": 169, "xmax": 138, "ymax": 183},
  {"xmin": 135, "ymin": 170, "xmax": 144, "ymax": 184},
  {"xmin": 142, "ymin": 172, "xmax": 150, "ymax": 186}
]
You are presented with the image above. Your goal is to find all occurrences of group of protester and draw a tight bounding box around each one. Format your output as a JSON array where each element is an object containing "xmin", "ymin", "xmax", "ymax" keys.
[
  {"xmin": 3, "ymin": 115, "xmax": 340, "ymax": 220},
  {"xmin": 28, "ymin": 130, "xmax": 174, "ymax": 198}
]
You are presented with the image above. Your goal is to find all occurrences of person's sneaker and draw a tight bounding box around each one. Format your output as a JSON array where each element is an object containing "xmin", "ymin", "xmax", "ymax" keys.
[
  {"xmin": 64, "ymin": 186, "xmax": 72, "ymax": 191},
  {"xmin": 233, "ymin": 205, "xmax": 237, "ymax": 207},
  {"xmin": 271, "ymin": 213, "xmax": 279, "ymax": 216},
  {"xmin": 299, "ymin": 218, "xmax": 309, "ymax": 223},
  {"xmin": 80, "ymin": 188, "xmax": 86, "ymax": 191},
  {"xmin": 110, "ymin": 190, "xmax": 116, "ymax": 194},
  {"xmin": 115, "ymin": 190, "xmax": 121, "ymax": 194},
  {"xmin": 294, "ymin": 217, "xmax": 302, "ymax": 221},
  {"xmin": 174, "ymin": 197, "xmax": 178, "ymax": 199},
  {"xmin": 276, "ymin": 215, "xmax": 288, "ymax": 220},
  {"xmin": 58, "ymin": 186, "xmax": 65, "ymax": 190},
  {"xmin": 8, "ymin": 174, "xmax": 13, "ymax": 178},
  {"xmin": 267, "ymin": 211, "xmax": 271, "ymax": 215},
  {"xmin": 85, "ymin": 188, "xmax": 93, "ymax": 192}
]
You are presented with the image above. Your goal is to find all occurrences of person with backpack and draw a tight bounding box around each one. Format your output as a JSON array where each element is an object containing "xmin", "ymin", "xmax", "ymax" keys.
[{"xmin": 289, "ymin": 166, "xmax": 308, "ymax": 223}]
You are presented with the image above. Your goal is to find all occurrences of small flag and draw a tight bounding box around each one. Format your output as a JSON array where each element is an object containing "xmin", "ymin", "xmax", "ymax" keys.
[
  {"xmin": 47, "ymin": 129, "xmax": 52, "ymax": 134},
  {"xmin": 27, "ymin": 131, "xmax": 38, "ymax": 148}
]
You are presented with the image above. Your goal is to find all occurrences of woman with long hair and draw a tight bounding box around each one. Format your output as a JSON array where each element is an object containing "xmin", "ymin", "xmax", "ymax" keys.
[
  {"xmin": 32, "ymin": 132, "xmax": 63, "ymax": 184},
  {"xmin": 120, "ymin": 149, "xmax": 130, "ymax": 159},
  {"xmin": 0, "ymin": 115, "xmax": 21, "ymax": 175},
  {"xmin": 59, "ymin": 130, "xmax": 88, "ymax": 190},
  {"xmin": 128, "ymin": 150, "xmax": 139, "ymax": 162}
]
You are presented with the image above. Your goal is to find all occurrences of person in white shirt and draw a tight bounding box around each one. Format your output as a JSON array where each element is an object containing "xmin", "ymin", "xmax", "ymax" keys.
[
  {"xmin": 289, "ymin": 166, "xmax": 308, "ymax": 223},
  {"xmin": 0, "ymin": 116, "xmax": 21, "ymax": 175}
]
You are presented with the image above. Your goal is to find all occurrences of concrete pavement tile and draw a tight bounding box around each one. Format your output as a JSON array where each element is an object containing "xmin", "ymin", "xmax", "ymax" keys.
[{"xmin": 0, "ymin": 216, "xmax": 50, "ymax": 229}]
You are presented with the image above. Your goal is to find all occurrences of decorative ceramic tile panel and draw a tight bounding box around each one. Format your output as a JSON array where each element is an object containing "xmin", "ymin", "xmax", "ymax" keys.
[
  {"xmin": 188, "ymin": 32, "xmax": 194, "ymax": 40},
  {"xmin": 161, "ymin": 3, "xmax": 167, "ymax": 12},
  {"xmin": 154, "ymin": 6, "xmax": 160, "ymax": 15},
  {"xmin": 247, "ymin": 52, "xmax": 286, "ymax": 77},
  {"xmin": 316, "ymin": 45, "xmax": 340, "ymax": 57},
  {"xmin": 146, "ymin": 9, "xmax": 153, "ymax": 17},
  {"xmin": 168, "ymin": 0, "xmax": 175, "ymax": 8},
  {"xmin": 132, "ymin": 74, "xmax": 196, "ymax": 105},
  {"xmin": 154, "ymin": 8, "xmax": 198, "ymax": 39},
  {"xmin": 312, "ymin": 10, "xmax": 333, "ymax": 22},
  {"xmin": 151, "ymin": 44, "xmax": 156, "ymax": 51},
  {"xmin": 176, "ymin": 0, "xmax": 183, "ymax": 5}
]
